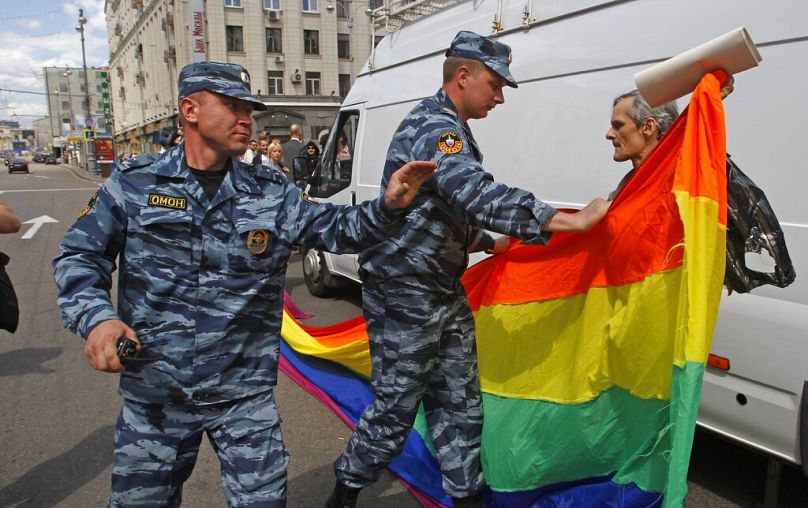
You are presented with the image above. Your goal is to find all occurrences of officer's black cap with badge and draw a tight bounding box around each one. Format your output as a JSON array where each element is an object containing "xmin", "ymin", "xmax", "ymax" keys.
[
  {"xmin": 178, "ymin": 61, "xmax": 267, "ymax": 111},
  {"xmin": 445, "ymin": 30, "xmax": 518, "ymax": 88}
]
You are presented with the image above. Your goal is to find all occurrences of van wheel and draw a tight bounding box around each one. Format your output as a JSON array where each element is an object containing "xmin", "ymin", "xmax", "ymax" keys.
[{"xmin": 302, "ymin": 248, "xmax": 333, "ymax": 297}]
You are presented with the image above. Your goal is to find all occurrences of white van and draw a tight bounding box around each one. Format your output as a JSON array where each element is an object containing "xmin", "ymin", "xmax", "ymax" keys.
[{"xmin": 299, "ymin": 0, "xmax": 807, "ymax": 499}]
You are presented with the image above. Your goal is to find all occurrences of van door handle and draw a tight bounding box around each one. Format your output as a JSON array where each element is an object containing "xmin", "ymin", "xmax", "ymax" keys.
[{"xmin": 351, "ymin": 191, "xmax": 356, "ymax": 206}]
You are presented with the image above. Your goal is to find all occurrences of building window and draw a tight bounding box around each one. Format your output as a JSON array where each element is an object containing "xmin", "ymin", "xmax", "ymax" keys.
[
  {"xmin": 263, "ymin": 0, "xmax": 280, "ymax": 9},
  {"xmin": 338, "ymin": 74, "xmax": 351, "ymax": 98},
  {"xmin": 61, "ymin": 101, "xmax": 70, "ymax": 111},
  {"xmin": 303, "ymin": 30, "xmax": 319, "ymax": 55},
  {"xmin": 266, "ymin": 28, "xmax": 282, "ymax": 53},
  {"xmin": 337, "ymin": 33, "xmax": 350, "ymax": 59},
  {"xmin": 225, "ymin": 0, "xmax": 242, "ymax": 7},
  {"xmin": 372, "ymin": 34, "xmax": 384, "ymax": 48},
  {"xmin": 305, "ymin": 72, "xmax": 321, "ymax": 95},
  {"xmin": 267, "ymin": 71, "xmax": 284, "ymax": 95},
  {"xmin": 226, "ymin": 26, "xmax": 244, "ymax": 52},
  {"xmin": 59, "ymin": 83, "xmax": 68, "ymax": 93},
  {"xmin": 302, "ymin": 0, "xmax": 317, "ymax": 12},
  {"xmin": 336, "ymin": 1, "xmax": 347, "ymax": 17}
]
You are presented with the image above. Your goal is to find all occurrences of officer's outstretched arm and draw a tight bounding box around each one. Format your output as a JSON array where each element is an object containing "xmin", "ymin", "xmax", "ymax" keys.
[
  {"xmin": 544, "ymin": 198, "xmax": 611, "ymax": 232},
  {"xmin": 383, "ymin": 160, "xmax": 437, "ymax": 209}
]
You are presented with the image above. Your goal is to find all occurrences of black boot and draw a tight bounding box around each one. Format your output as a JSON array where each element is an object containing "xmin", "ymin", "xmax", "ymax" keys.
[
  {"xmin": 451, "ymin": 492, "xmax": 483, "ymax": 508},
  {"xmin": 325, "ymin": 480, "xmax": 361, "ymax": 508}
]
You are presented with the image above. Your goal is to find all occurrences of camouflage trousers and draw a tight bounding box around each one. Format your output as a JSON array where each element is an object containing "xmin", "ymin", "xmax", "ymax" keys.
[
  {"xmin": 334, "ymin": 275, "xmax": 484, "ymax": 497},
  {"xmin": 110, "ymin": 389, "xmax": 288, "ymax": 507}
]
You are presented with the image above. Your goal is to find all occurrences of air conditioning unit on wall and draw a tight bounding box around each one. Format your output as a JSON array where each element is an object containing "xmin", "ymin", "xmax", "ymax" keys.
[
  {"xmin": 291, "ymin": 70, "xmax": 302, "ymax": 82},
  {"xmin": 266, "ymin": 9, "xmax": 280, "ymax": 20},
  {"xmin": 273, "ymin": 55, "xmax": 284, "ymax": 63}
]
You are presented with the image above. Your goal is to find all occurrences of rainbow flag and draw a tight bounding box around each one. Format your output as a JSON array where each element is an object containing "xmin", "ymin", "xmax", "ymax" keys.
[{"xmin": 280, "ymin": 71, "xmax": 728, "ymax": 507}]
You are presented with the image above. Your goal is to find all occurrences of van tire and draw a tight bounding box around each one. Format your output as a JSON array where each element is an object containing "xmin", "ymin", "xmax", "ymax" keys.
[{"xmin": 302, "ymin": 248, "xmax": 333, "ymax": 297}]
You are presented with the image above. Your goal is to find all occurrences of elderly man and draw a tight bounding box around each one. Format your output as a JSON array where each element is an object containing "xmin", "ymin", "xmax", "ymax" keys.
[
  {"xmin": 605, "ymin": 89, "xmax": 680, "ymax": 199},
  {"xmin": 53, "ymin": 61, "xmax": 434, "ymax": 507},
  {"xmin": 605, "ymin": 77, "xmax": 733, "ymax": 199},
  {"xmin": 328, "ymin": 31, "xmax": 610, "ymax": 508}
]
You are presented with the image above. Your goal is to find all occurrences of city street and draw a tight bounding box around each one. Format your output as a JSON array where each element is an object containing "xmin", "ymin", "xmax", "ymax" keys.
[{"xmin": 0, "ymin": 161, "xmax": 806, "ymax": 507}]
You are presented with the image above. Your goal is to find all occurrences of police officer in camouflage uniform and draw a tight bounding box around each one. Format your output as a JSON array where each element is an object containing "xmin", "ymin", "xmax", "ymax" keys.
[
  {"xmin": 328, "ymin": 32, "xmax": 610, "ymax": 508},
  {"xmin": 52, "ymin": 62, "xmax": 435, "ymax": 508}
]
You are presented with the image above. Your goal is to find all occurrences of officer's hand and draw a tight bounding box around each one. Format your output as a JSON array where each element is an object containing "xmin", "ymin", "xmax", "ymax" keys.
[
  {"xmin": 85, "ymin": 319, "xmax": 138, "ymax": 373},
  {"xmin": 545, "ymin": 198, "xmax": 611, "ymax": 232},
  {"xmin": 384, "ymin": 161, "xmax": 438, "ymax": 209}
]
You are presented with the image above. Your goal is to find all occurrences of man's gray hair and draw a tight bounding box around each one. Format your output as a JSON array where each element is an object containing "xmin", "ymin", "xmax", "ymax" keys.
[{"xmin": 614, "ymin": 90, "xmax": 679, "ymax": 139}]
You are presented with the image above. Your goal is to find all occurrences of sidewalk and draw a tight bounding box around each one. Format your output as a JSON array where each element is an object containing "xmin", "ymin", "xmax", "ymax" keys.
[{"xmin": 62, "ymin": 162, "xmax": 108, "ymax": 184}]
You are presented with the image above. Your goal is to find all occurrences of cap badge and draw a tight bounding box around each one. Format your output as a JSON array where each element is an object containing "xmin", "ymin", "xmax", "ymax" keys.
[
  {"xmin": 438, "ymin": 130, "xmax": 463, "ymax": 154},
  {"xmin": 240, "ymin": 71, "xmax": 250, "ymax": 85},
  {"xmin": 247, "ymin": 229, "xmax": 269, "ymax": 254},
  {"xmin": 508, "ymin": 52, "xmax": 512, "ymax": 64}
]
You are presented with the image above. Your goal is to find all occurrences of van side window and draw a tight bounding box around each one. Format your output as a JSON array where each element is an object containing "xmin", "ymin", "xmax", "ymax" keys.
[{"xmin": 308, "ymin": 111, "xmax": 358, "ymax": 198}]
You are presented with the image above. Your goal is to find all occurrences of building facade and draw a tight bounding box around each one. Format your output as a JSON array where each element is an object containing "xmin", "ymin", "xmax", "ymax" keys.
[
  {"xmin": 32, "ymin": 117, "xmax": 52, "ymax": 151},
  {"xmin": 105, "ymin": 0, "xmax": 374, "ymax": 154},
  {"xmin": 42, "ymin": 65, "xmax": 112, "ymax": 161},
  {"xmin": 43, "ymin": 66, "xmax": 111, "ymax": 138},
  {"xmin": 0, "ymin": 121, "xmax": 20, "ymax": 152}
]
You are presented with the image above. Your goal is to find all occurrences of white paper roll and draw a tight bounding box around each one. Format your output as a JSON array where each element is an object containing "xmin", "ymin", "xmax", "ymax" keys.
[{"xmin": 634, "ymin": 27, "xmax": 762, "ymax": 107}]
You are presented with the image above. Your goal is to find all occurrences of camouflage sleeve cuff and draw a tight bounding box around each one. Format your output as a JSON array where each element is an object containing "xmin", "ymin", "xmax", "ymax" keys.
[
  {"xmin": 522, "ymin": 204, "xmax": 558, "ymax": 245},
  {"xmin": 79, "ymin": 305, "xmax": 121, "ymax": 339},
  {"xmin": 469, "ymin": 230, "xmax": 495, "ymax": 252},
  {"xmin": 372, "ymin": 196, "xmax": 404, "ymax": 224}
]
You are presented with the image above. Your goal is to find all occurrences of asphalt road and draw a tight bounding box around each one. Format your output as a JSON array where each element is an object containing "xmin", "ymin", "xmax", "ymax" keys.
[{"xmin": 0, "ymin": 161, "xmax": 805, "ymax": 507}]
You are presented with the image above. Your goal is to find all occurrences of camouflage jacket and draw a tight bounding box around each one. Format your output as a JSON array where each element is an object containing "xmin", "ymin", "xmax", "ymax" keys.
[
  {"xmin": 359, "ymin": 88, "xmax": 557, "ymax": 283},
  {"xmin": 54, "ymin": 145, "xmax": 400, "ymax": 405}
]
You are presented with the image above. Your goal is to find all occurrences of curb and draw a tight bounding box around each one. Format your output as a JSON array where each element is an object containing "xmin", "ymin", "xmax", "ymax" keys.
[{"xmin": 62, "ymin": 163, "xmax": 107, "ymax": 184}]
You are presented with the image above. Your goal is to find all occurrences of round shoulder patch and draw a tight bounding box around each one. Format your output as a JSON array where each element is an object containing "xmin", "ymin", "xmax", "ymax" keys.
[{"xmin": 437, "ymin": 130, "xmax": 463, "ymax": 154}]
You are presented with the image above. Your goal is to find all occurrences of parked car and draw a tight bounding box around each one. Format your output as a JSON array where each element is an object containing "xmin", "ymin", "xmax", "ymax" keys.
[
  {"xmin": 44, "ymin": 156, "xmax": 58, "ymax": 165},
  {"xmin": 7, "ymin": 158, "xmax": 29, "ymax": 174},
  {"xmin": 32, "ymin": 153, "xmax": 47, "ymax": 163}
]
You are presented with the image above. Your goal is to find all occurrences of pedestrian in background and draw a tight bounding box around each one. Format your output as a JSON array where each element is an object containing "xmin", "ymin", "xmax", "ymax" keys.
[
  {"xmin": 282, "ymin": 124, "xmax": 306, "ymax": 168},
  {"xmin": 303, "ymin": 140, "xmax": 320, "ymax": 177},
  {"xmin": 242, "ymin": 139, "xmax": 258, "ymax": 163},
  {"xmin": 267, "ymin": 141, "xmax": 289, "ymax": 177}
]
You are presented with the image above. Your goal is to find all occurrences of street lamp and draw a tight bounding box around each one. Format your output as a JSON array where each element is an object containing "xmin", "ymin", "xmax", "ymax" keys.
[{"xmin": 76, "ymin": 8, "xmax": 96, "ymax": 173}]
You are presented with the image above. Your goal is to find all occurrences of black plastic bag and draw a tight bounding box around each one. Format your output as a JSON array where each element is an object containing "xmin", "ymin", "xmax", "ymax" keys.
[
  {"xmin": 0, "ymin": 252, "xmax": 19, "ymax": 333},
  {"xmin": 724, "ymin": 155, "xmax": 796, "ymax": 294}
]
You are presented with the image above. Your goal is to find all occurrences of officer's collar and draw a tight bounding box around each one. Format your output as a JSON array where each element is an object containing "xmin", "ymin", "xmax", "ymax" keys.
[
  {"xmin": 437, "ymin": 88, "xmax": 460, "ymax": 119},
  {"xmin": 150, "ymin": 146, "xmax": 263, "ymax": 195}
]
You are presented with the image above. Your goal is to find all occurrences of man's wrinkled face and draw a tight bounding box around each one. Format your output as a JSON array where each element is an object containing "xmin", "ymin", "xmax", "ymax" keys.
[
  {"xmin": 259, "ymin": 140, "xmax": 269, "ymax": 154},
  {"xmin": 606, "ymin": 97, "xmax": 653, "ymax": 168}
]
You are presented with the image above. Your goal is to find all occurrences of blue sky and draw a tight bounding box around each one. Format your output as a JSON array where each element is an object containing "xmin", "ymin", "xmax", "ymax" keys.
[{"xmin": 0, "ymin": 0, "xmax": 109, "ymax": 127}]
